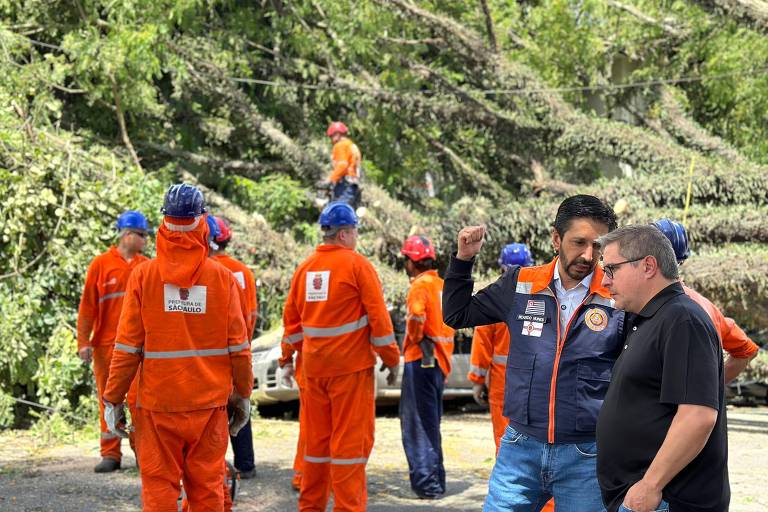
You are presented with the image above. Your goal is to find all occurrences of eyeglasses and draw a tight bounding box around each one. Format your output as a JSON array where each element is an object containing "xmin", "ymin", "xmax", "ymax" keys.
[{"xmin": 599, "ymin": 256, "xmax": 646, "ymax": 279}]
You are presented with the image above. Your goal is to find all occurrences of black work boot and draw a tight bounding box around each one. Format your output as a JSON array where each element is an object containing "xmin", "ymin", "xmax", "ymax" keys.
[{"xmin": 94, "ymin": 457, "xmax": 121, "ymax": 473}]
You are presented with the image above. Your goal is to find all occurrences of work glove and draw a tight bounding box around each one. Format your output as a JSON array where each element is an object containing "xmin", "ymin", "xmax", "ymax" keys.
[
  {"xmin": 103, "ymin": 399, "xmax": 129, "ymax": 439},
  {"xmin": 228, "ymin": 394, "xmax": 251, "ymax": 436},
  {"xmin": 379, "ymin": 362, "xmax": 399, "ymax": 386},
  {"xmin": 281, "ymin": 362, "xmax": 295, "ymax": 387},
  {"xmin": 472, "ymin": 383, "xmax": 488, "ymax": 405},
  {"xmin": 78, "ymin": 346, "xmax": 93, "ymax": 364}
]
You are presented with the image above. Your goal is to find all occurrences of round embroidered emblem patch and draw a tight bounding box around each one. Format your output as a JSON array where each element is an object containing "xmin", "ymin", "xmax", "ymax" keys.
[{"xmin": 585, "ymin": 308, "xmax": 608, "ymax": 332}]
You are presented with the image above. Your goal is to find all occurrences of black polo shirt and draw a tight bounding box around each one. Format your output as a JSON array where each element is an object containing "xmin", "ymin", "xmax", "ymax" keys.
[{"xmin": 596, "ymin": 282, "xmax": 729, "ymax": 512}]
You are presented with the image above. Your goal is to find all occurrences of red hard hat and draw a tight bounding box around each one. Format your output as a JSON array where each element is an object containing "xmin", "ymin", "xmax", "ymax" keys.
[
  {"xmin": 326, "ymin": 121, "xmax": 348, "ymax": 137},
  {"xmin": 401, "ymin": 235, "xmax": 436, "ymax": 262},
  {"xmin": 214, "ymin": 217, "xmax": 232, "ymax": 243}
]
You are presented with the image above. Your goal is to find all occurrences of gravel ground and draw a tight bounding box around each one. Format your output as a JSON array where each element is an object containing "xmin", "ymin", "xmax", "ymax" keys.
[{"xmin": 0, "ymin": 406, "xmax": 766, "ymax": 511}]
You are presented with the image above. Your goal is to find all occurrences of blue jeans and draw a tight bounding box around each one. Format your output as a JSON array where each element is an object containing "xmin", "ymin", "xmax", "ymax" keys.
[
  {"xmin": 618, "ymin": 501, "xmax": 668, "ymax": 512},
  {"xmin": 483, "ymin": 425, "xmax": 605, "ymax": 511},
  {"xmin": 228, "ymin": 410, "xmax": 255, "ymax": 472}
]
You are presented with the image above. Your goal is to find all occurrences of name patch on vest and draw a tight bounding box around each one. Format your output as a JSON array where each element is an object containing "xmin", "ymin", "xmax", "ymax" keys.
[
  {"xmin": 164, "ymin": 284, "xmax": 207, "ymax": 314},
  {"xmin": 306, "ymin": 271, "xmax": 330, "ymax": 302},
  {"xmin": 233, "ymin": 271, "xmax": 246, "ymax": 290},
  {"xmin": 516, "ymin": 314, "xmax": 548, "ymax": 323},
  {"xmin": 522, "ymin": 320, "xmax": 543, "ymax": 337}
]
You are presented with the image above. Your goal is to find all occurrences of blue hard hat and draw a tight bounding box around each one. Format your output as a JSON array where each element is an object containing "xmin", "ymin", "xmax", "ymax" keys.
[
  {"xmin": 205, "ymin": 215, "xmax": 221, "ymax": 241},
  {"xmin": 161, "ymin": 184, "xmax": 206, "ymax": 218},
  {"xmin": 498, "ymin": 243, "xmax": 534, "ymax": 268},
  {"xmin": 318, "ymin": 201, "xmax": 358, "ymax": 228},
  {"xmin": 652, "ymin": 219, "xmax": 690, "ymax": 262},
  {"xmin": 116, "ymin": 210, "xmax": 149, "ymax": 232}
]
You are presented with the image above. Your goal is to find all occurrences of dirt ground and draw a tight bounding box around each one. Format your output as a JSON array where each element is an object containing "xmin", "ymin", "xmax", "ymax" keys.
[{"xmin": 0, "ymin": 405, "xmax": 765, "ymax": 511}]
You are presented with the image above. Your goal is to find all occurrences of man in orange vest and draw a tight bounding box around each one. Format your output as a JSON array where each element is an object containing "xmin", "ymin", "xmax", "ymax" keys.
[
  {"xmin": 77, "ymin": 210, "xmax": 150, "ymax": 473},
  {"xmin": 209, "ymin": 215, "xmax": 259, "ymax": 479},
  {"xmin": 326, "ymin": 121, "xmax": 362, "ymax": 208},
  {"xmin": 102, "ymin": 184, "xmax": 253, "ymax": 511},
  {"xmin": 280, "ymin": 201, "xmax": 400, "ymax": 511},
  {"xmin": 652, "ymin": 219, "xmax": 759, "ymax": 381},
  {"xmin": 399, "ymin": 235, "xmax": 455, "ymax": 500}
]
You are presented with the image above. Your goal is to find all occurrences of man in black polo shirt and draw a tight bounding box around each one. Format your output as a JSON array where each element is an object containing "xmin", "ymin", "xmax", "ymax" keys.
[{"xmin": 595, "ymin": 225, "xmax": 729, "ymax": 512}]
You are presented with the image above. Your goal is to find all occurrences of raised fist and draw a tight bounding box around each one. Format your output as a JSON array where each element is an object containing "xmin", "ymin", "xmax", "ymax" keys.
[{"xmin": 456, "ymin": 225, "xmax": 486, "ymax": 261}]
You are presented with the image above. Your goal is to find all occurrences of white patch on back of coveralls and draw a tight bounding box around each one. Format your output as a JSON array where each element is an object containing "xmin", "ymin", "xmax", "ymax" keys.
[
  {"xmin": 164, "ymin": 284, "xmax": 207, "ymax": 314},
  {"xmin": 233, "ymin": 271, "xmax": 246, "ymax": 289},
  {"xmin": 306, "ymin": 271, "xmax": 330, "ymax": 302}
]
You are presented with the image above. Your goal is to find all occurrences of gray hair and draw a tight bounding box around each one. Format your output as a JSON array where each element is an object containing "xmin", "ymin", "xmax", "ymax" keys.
[
  {"xmin": 597, "ymin": 224, "xmax": 679, "ymax": 280},
  {"xmin": 321, "ymin": 224, "xmax": 355, "ymax": 239}
]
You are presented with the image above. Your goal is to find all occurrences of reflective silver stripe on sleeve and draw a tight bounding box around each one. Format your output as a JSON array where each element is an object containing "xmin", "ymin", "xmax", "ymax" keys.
[
  {"xmin": 98, "ymin": 291, "xmax": 126, "ymax": 303},
  {"xmin": 371, "ymin": 333, "xmax": 395, "ymax": 346},
  {"xmin": 431, "ymin": 336, "xmax": 454, "ymax": 343},
  {"xmin": 228, "ymin": 340, "xmax": 250, "ymax": 353},
  {"xmin": 516, "ymin": 281, "xmax": 532, "ymax": 294},
  {"xmin": 164, "ymin": 217, "xmax": 201, "ymax": 232},
  {"xmin": 587, "ymin": 295, "xmax": 615, "ymax": 308},
  {"xmin": 144, "ymin": 347, "xmax": 230, "ymax": 359},
  {"xmin": 282, "ymin": 332, "xmax": 304, "ymax": 344},
  {"xmin": 303, "ymin": 315, "xmax": 368, "ymax": 337},
  {"xmin": 331, "ymin": 457, "xmax": 368, "ymax": 465},
  {"xmin": 304, "ymin": 455, "xmax": 331, "ymax": 463},
  {"xmin": 115, "ymin": 343, "xmax": 142, "ymax": 354},
  {"xmin": 469, "ymin": 365, "xmax": 488, "ymax": 377},
  {"xmin": 406, "ymin": 315, "xmax": 426, "ymax": 323},
  {"xmin": 492, "ymin": 354, "xmax": 508, "ymax": 365}
]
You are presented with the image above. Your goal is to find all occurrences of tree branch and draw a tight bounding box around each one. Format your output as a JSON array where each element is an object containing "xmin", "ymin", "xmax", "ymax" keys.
[{"xmin": 108, "ymin": 74, "xmax": 141, "ymax": 170}]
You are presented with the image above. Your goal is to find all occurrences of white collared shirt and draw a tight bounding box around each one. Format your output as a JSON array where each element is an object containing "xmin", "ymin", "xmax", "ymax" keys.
[{"xmin": 552, "ymin": 262, "xmax": 592, "ymax": 336}]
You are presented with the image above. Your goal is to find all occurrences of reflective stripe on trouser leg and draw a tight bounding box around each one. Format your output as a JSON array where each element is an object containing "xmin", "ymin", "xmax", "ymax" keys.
[
  {"xmin": 135, "ymin": 407, "xmax": 228, "ymax": 512},
  {"xmin": 93, "ymin": 345, "xmax": 121, "ymax": 461},
  {"xmin": 400, "ymin": 361, "xmax": 446, "ymax": 498},
  {"xmin": 301, "ymin": 368, "xmax": 374, "ymax": 512}
]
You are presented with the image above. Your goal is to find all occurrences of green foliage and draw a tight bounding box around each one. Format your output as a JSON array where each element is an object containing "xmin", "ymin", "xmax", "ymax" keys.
[{"xmin": 221, "ymin": 175, "xmax": 316, "ymax": 242}]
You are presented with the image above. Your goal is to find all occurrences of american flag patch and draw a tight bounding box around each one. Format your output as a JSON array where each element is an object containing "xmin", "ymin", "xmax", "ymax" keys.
[{"xmin": 525, "ymin": 300, "xmax": 545, "ymax": 316}]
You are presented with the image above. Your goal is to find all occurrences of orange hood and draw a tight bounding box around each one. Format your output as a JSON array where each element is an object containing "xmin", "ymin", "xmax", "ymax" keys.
[{"xmin": 156, "ymin": 215, "xmax": 210, "ymax": 288}]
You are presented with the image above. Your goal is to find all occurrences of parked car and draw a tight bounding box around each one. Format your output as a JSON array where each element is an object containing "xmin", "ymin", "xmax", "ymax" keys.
[{"xmin": 251, "ymin": 312, "xmax": 474, "ymax": 405}]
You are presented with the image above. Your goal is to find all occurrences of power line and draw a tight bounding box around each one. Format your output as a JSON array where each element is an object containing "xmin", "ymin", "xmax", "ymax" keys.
[{"xmin": 231, "ymin": 65, "xmax": 768, "ymax": 96}]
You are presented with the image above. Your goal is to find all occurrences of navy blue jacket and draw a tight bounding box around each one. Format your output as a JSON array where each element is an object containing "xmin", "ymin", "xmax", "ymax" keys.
[{"xmin": 443, "ymin": 256, "xmax": 625, "ymax": 443}]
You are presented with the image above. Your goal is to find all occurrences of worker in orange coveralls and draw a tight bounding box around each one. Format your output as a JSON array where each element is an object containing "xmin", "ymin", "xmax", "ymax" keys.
[
  {"xmin": 280, "ymin": 344, "xmax": 307, "ymax": 491},
  {"xmin": 468, "ymin": 244, "xmax": 556, "ymax": 512},
  {"xmin": 102, "ymin": 184, "xmax": 252, "ymax": 511},
  {"xmin": 326, "ymin": 121, "xmax": 362, "ymax": 208},
  {"xmin": 399, "ymin": 234, "xmax": 455, "ymax": 500},
  {"xmin": 280, "ymin": 201, "xmax": 400, "ymax": 511},
  {"xmin": 653, "ymin": 219, "xmax": 759, "ymax": 382},
  {"xmin": 77, "ymin": 210, "xmax": 150, "ymax": 473},
  {"xmin": 209, "ymin": 214, "xmax": 258, "ymax": 480}
]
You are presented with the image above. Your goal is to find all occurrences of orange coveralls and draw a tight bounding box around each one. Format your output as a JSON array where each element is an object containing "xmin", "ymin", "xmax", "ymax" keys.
[
  {"xmin": 212, "ymin": 253, "xmax": 258, "ymax": 339},
  {"xmin": 279, "ymin": 344, "xmax": 307, "ymax": 491},
  {"xmin": 77, "ymin": 246, "xmax": 148, "ymax": 462},
  {"xmin": 683, "ymin": 285, "xmax": 759, "ymax": 359},
  {"xmin": 470, "ymin": 324, "xmax": 555, "ymax": 512},
  {"xmin": 282, "ymin": 244, "xmax": 400, "ymax": 511},
  {"xmin": 469, "ymin": 322, "xmax": 510, "ymax": 450},
  {"xmin": 403, "ymin": 270, "xmax": 455, "ymax": 375},
  {"xmin": 104, "ymin": 215, "xmax": 252, "ymax": 511},
  {"xmin": 328, "ymin": 137, "xmax": 361, "ymax": 184}
]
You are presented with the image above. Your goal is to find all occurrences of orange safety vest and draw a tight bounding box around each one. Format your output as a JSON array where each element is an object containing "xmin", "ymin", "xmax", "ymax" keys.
[
  {"xmin": 104, "ymin": 215, "xmax": 252, "ymax": 411},
  {"xmin": 403, "ymin": 270, "xmax": 455, "ymax": 377},
  {"xmin": 77, "ymin": 247, "xmax": 149, "ymax": 349},
  {"xmin": 683, "ymin": 284, "xmax": 758, "ymax": 359},
  {"xmin": 328, "ymin": 138, "xmax": 361, "ymax": 184},
  {"xmin": 212, "ymin": 254, "xmax": 258, "ymax": 339},
  {"xmin": 281, "ymin": 244, "xmax": 399, "ymax": 378},
  {"xmin": 468, "ymin": 322, "xmax": 509, "ymax": 405}
]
